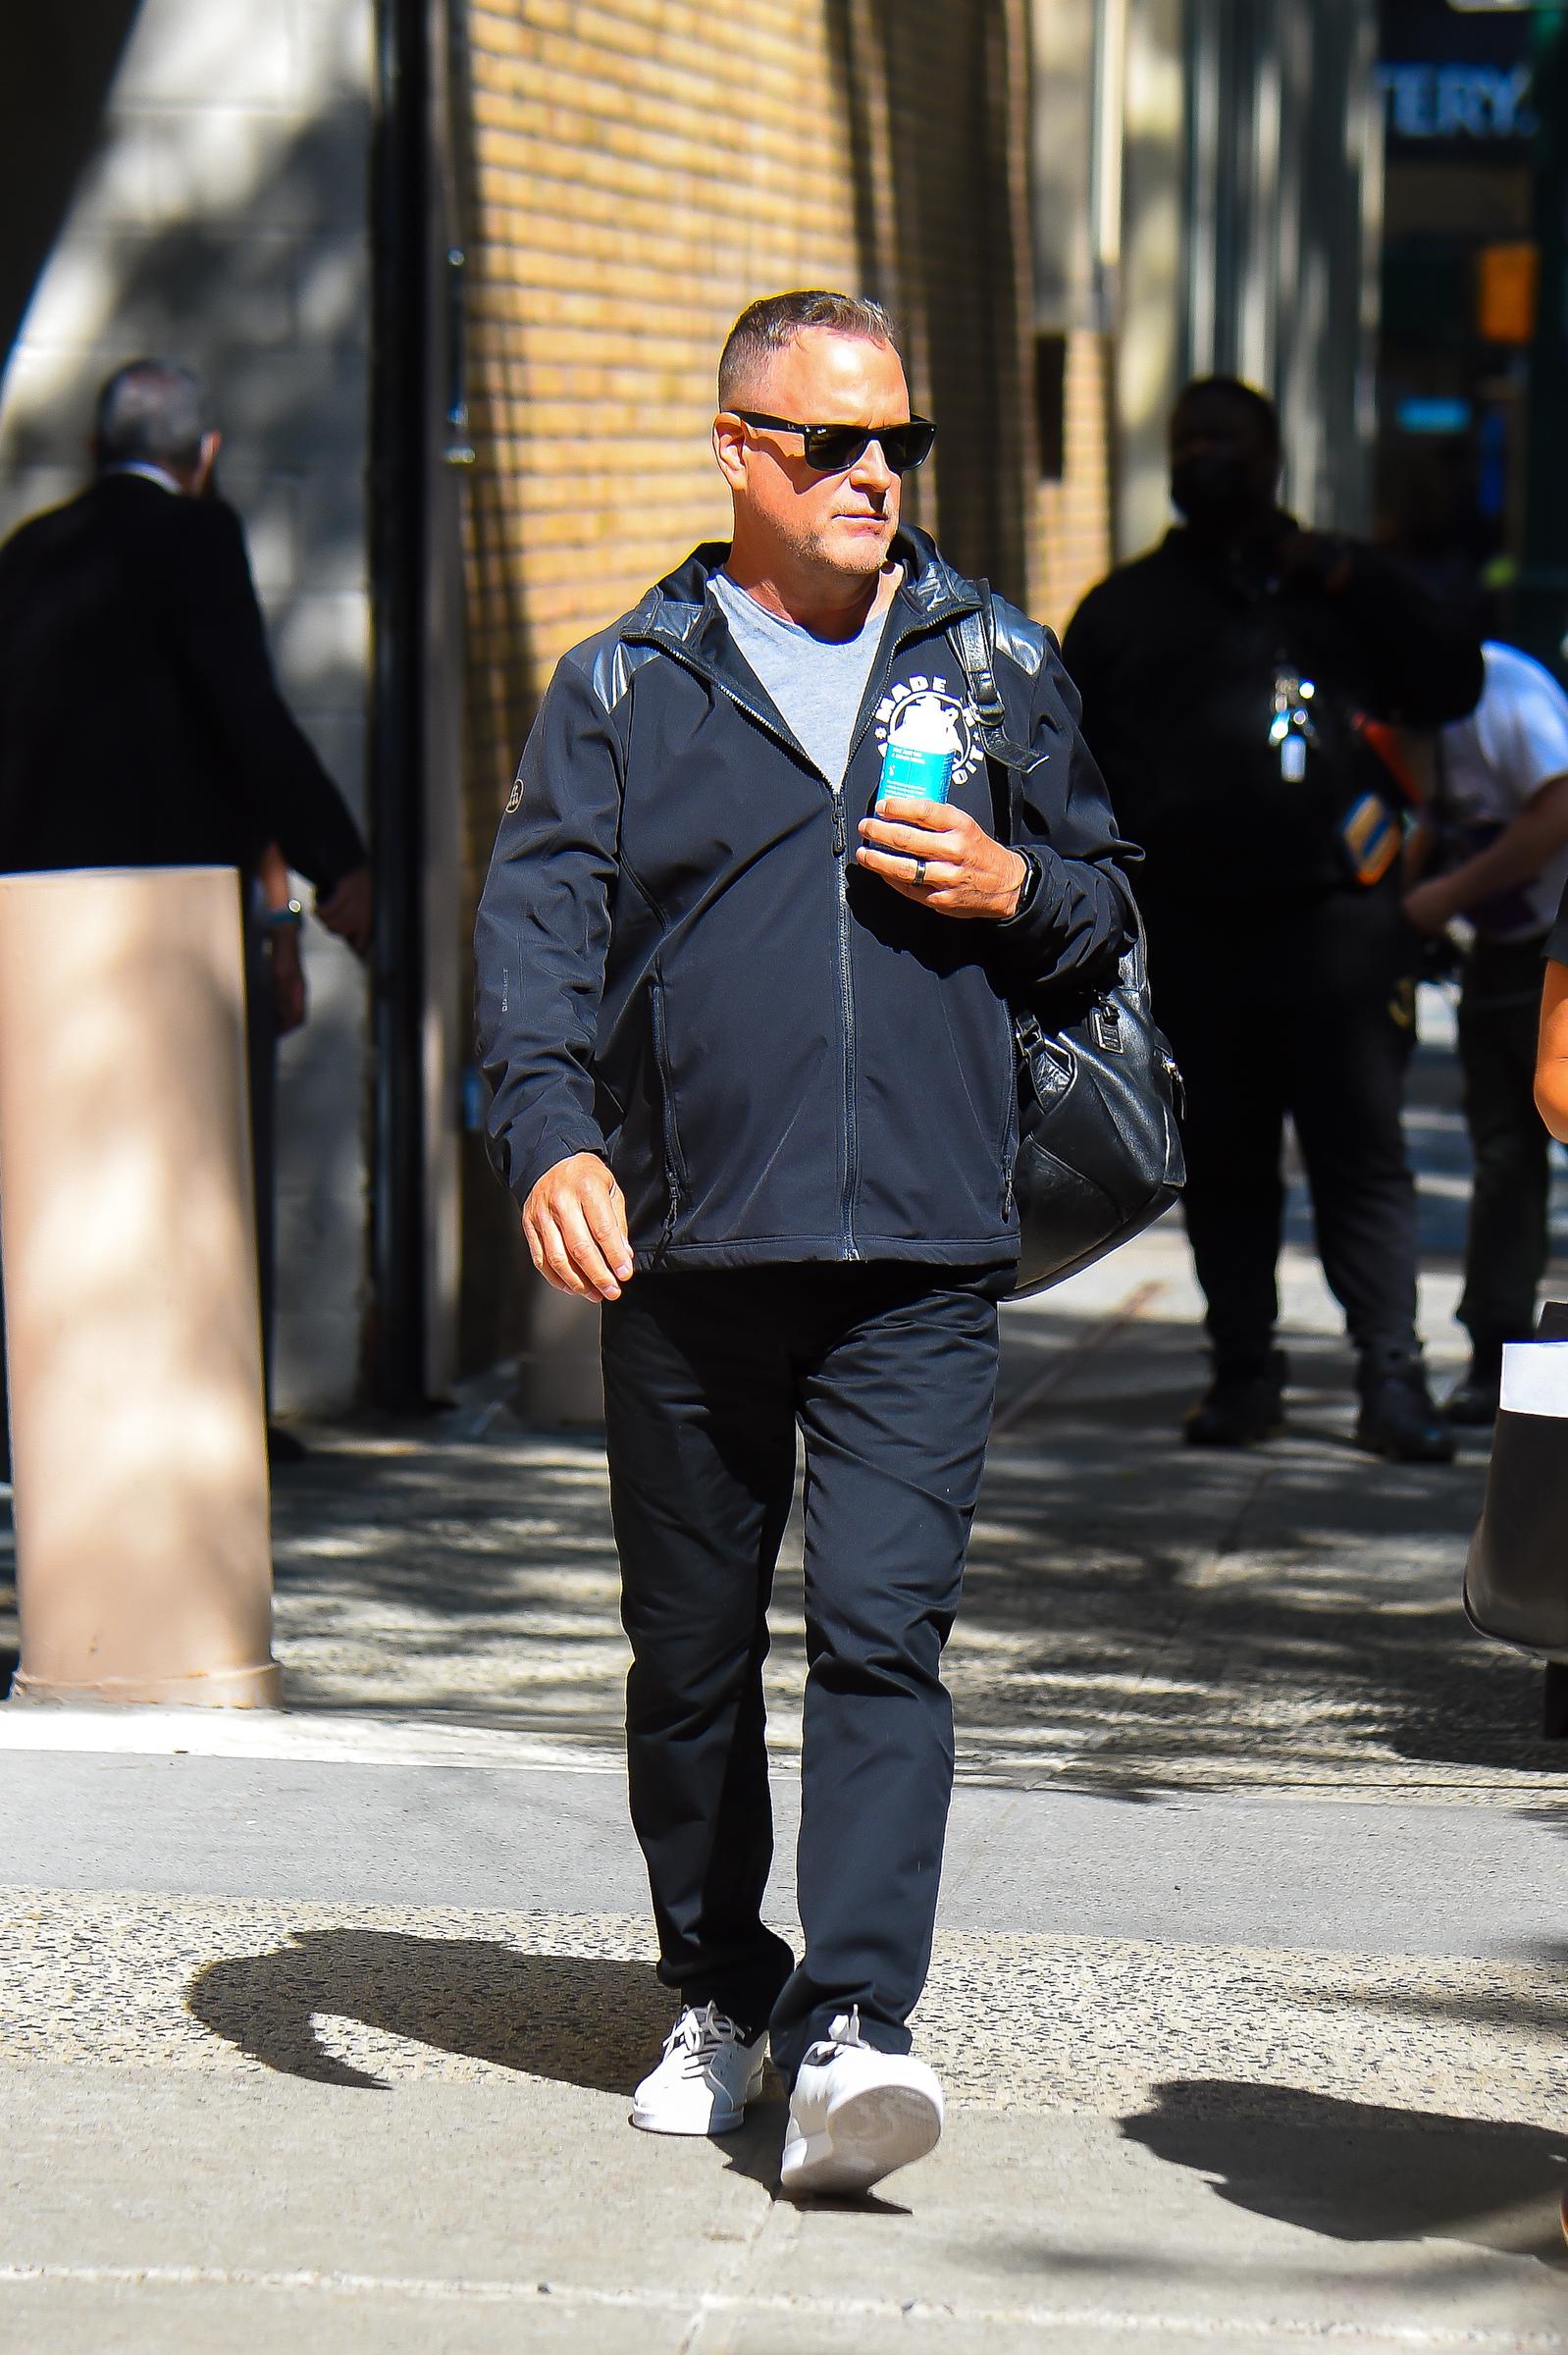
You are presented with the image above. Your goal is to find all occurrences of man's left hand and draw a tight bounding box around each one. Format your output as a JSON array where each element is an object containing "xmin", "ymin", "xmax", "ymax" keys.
[
  {"xmin": 856, "ymin": 797, "xmax": 1027, "ymax": 920},
  {"xmin": 1402, "ymin": 876, "xmax": 1460, "ymax": 939}
]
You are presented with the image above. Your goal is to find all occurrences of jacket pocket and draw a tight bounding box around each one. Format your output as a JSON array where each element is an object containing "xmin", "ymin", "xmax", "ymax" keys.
[
  {"xmin": 648, "ymin": 972, "xmax": 688, "ymax": 1235},
  {"xmin": 993, "ymin": 1040, "xmax": 1021, "ymax": 1215},
  {"xmin": 999, "ymin": 1015, "xmax": 1020, "ymax": 1219}
]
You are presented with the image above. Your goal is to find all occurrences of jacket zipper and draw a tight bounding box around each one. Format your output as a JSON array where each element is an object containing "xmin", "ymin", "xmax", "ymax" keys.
[
  {"xmin": 1000, "ymin": 1011, "xmax": 1019, "ymax": 1221},
  {"xmin": 637, "ymin": 624, "xmax": 865, "ymax": 1260},
  {"xmin": 830, "ymin": 794, "xmax": 860, "ymax": 1260},
  {"xmin": 626, "ymin": 606, "xmax": 983, "ymax": 1264}
]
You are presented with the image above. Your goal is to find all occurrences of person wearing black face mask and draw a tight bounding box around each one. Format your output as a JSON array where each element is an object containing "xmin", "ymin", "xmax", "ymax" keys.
[
  {"xmin": 1169, "ymin": 446, "xmax": 1257, "ymax": 537},
  {"xmin": 1062, "ymin": 377, "xmax": 1484, "ymax": 1462}
]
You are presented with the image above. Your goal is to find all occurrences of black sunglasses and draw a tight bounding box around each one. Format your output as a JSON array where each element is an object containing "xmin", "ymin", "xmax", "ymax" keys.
[{"xmin": 729, "ymin": 409, "xmax": 936, "ymax": 476}]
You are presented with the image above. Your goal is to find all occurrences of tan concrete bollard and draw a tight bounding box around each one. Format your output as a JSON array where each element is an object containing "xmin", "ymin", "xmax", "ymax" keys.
[{"xmin": 0, "ymin": 866, "xmax": 280, "ymax": 1706}]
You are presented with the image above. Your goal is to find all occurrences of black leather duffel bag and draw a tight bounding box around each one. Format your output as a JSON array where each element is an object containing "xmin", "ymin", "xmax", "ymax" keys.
[
  {"xmin": 1464, "ymin": 1301, "xmax": 1568, "ymax": 1662},
  {"xmin": 1009, "ymin": 922, "xmax": 1185, "ymax": 1296},
  {"xmin": 947, "ymin": 599, "xmax": 1185, "ymax": 1299}
]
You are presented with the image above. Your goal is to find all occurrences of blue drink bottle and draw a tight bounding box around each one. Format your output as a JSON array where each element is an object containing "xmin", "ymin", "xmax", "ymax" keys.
[{"xmin": 879, "ymin": 695, "xmax": 960, "ymax": 803}]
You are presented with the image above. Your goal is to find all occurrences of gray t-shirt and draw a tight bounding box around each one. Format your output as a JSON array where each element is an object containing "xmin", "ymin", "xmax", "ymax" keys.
[{"xmin": 708, "ymin": 568, "xmax": 891, "ymax": 791}]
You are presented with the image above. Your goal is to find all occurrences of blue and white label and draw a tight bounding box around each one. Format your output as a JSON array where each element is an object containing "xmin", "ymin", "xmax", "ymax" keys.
[{"xmin": 873, "ymin": 675, "xmax": 981, "ymax": 794}]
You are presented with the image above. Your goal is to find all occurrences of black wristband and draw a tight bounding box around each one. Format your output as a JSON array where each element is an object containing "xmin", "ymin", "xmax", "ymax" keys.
[{"xmin": 1005, "ymin": 850, "xmax": 1042, "ymax": 922}]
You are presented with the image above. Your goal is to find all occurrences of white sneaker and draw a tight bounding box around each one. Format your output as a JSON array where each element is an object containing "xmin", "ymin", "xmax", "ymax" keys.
[
  {"xmin": 630, "ymin": 2003, "xmax": 767, "ymax": 2136},
  {"xmin": 779, "ymin": 2008, "xmax": 943, "ymax": 2198}
]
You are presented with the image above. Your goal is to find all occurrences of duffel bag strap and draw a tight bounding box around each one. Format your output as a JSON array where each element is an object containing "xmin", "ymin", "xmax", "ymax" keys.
[{"xmin": 948, "ymin": 591, "xmax": 1048, "ymax": 778}]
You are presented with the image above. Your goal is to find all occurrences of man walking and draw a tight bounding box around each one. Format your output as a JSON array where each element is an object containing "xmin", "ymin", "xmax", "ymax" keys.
[
  {"xmin": 1063, "ymin": 376, "xmax": 1483, "ymax": 1462},
  {"xmin": 475, "ymin": 290, "xmax": 1132, "ymax": 2195}
]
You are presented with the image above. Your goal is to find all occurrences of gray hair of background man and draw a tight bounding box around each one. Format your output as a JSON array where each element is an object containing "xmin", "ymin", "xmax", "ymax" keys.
[
  {"xmin": 717, "ymin": 290, "xmax": 903, "ymax": 408},
  {"xmin": 93, "ymin": 358, "xmax": 214, "ymax": 472}
]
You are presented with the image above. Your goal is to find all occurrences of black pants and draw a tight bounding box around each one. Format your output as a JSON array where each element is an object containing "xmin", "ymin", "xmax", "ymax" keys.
[
  {"xmin": 601, "ymin": 1263, "xmax": 1001, "ymax": 2087},
  {"xmin": 1456, "ymin": 934, "xmax": 1551, "ymax": 1351},
  {"xmin": 1146, "ymin": 887, "xmax": 1421, "ymax": 1370}
]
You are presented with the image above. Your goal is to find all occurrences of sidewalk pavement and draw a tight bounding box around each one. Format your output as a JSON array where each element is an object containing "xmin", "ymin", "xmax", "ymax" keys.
[{"xmin": 1, "ymin": 1017, "xmax": 1567, "ymax": 2350}]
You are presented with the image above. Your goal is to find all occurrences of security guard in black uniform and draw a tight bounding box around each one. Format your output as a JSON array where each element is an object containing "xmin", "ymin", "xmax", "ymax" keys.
[{"xmin": 1062, "ymin": 377, "xmax": 1484, "ymax": 1462}]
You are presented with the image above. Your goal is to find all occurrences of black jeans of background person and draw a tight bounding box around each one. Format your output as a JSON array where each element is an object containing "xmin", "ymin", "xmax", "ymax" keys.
[
  {"xmin": 1456, "ymin": 933, "xmax": 1553, "ymax": 1354},
  {"xmin": 1143, "ymin": 880, "xmax": 1421, "ymax": 1373},
  {"xmin": 601, "ymin": 1262, "xmax": 1002, "ymax": 2089}
]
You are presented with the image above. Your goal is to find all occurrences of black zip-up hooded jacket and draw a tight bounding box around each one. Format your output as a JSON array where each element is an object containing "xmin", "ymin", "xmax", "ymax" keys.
[{"xmin": 475, "ymin": 529, "xmax": 1136, "ymax": 1273}]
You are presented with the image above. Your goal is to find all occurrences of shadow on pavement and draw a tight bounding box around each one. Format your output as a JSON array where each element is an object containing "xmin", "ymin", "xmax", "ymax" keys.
[
  {"xmin": 186, "ymin": 1930, "xmax": 672, "ymax": 2096},
  {"xmin": 185, "ymin": 1928, "xmax": 797, "ymax": 2192},
  {"xmin": 1122, "ymin": 2080, "xmax": 1568, "ymax": 2270},
  {"xmin": 954, "ymin": 1312, "xmax": 1564, "ymax": 1796},
  {"xmin": 244, "ymin": 1328, "xmax": 1568, "ymax": 1800}
]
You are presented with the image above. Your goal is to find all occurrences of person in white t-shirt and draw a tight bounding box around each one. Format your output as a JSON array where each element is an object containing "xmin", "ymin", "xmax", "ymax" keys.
[{"xmin": 1403, "ymin": 640, "xmax": 1568, "ymax": 1422}]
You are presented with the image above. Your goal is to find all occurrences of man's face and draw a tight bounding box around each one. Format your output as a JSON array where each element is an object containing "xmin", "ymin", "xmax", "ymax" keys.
[
  {"xmin": 1169, "ymin": 391, "xmax": 1279, "ymax": 529},
  {"xmin": 717, "ymin": 329, "xmax": 911, "ymax": 581}
]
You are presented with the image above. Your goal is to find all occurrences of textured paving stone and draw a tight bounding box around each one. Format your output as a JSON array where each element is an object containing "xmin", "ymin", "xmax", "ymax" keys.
[{"xmin": 2, "ymin": 1888, "xmax": 1565, "ymax": 2133}]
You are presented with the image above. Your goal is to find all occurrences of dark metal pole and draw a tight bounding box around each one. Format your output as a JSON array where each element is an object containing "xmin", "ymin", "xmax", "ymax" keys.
[
  {"xmin": 368, "ymin": 0, "xmax": 431, "ymax": 1405},
  {"xmin": 1520, "ymin": 13, "xmax": 1568, "ymax": 678}
]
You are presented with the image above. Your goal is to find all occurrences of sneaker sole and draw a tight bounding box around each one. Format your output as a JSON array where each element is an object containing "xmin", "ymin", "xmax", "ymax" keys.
[
  {"xmin": 629, "ymin": 2103, "xmax": 748, "ymax": 2136},
  {"xmin": 780, "ymin": 2082, "xmax": 942, "ymax": 2198}
]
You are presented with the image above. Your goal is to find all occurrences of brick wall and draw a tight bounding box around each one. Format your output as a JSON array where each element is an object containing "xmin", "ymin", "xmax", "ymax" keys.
[
  {"xmin": 455, "ymin": 0, "xmax": 1110, "ymax": 1362},
  {"xmin": 1037, "ymin": 329, "xmax": 1115, "ymax": 632},
  {"xmin": 461, "ymin": 0, "xmax": 855, "ymax": 898}
]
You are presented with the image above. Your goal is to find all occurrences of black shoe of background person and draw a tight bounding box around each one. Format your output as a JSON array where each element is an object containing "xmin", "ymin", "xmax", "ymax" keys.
[
  {"xmin": 267, "ymin": 1424, "xmax": 309, "ymax": 1466},
  {"xmin": 1183, "ymin": 1350, "xmax": 1287, "ymax": 1447},
  {"xmin": 1354, "ymin": 1360, "xmax": 1455, "ymax": 1464},
  {"xmin": 1443, "ymin": 1344, "xmax": 1504, "ymax": 1428}
]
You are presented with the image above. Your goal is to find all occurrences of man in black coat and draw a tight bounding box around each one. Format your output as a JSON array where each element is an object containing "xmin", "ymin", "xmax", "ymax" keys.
[
  {"xmin": 476, "ymin": 289, "xmax": 1133, "ymax": 2196},
  {"xmin": 1063, "ymin": 376, "xmax": 1484, "ymax": 1462},
  {"xmin": 0, "ymin": 359, "xmax": 372, "ymax": 1442},
  {"xmin": 0, "ymin": 358, "xmax": 369, "ymax": 920}
]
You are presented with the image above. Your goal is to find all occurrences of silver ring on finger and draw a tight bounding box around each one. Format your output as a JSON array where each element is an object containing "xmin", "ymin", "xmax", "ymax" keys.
[{"xmin": 914, "ymin": 857, "xmax": 927, "ymax": 887}]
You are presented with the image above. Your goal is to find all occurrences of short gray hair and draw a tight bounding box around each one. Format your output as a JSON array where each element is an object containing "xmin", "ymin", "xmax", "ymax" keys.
[
  {"xmin": 718, "ymin": 290, "xmax": 902, "ymax": 408},
  {"xmin": 94, "ymin": 359, "xmax": 214, "ymax": 471}
]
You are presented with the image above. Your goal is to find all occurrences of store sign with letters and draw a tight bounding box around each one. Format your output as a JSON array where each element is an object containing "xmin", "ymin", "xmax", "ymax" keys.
[{"xmin": 1377, "ymin": 62, "xmax": 1535, "ymax": 141}]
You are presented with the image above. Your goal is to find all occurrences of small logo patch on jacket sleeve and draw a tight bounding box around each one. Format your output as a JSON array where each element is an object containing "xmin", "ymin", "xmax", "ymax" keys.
[{"xmin": 505, "ymin": 778, "xmax": 523, "ymax": 813}]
